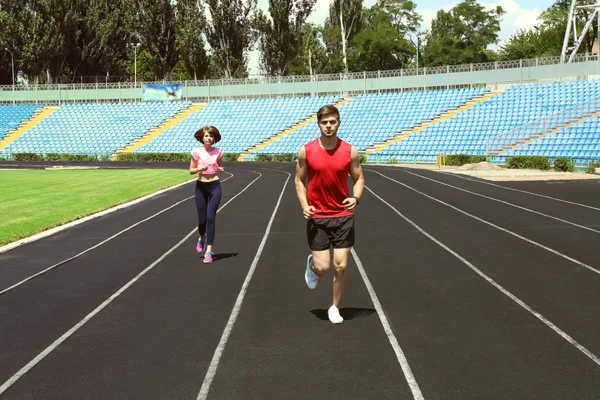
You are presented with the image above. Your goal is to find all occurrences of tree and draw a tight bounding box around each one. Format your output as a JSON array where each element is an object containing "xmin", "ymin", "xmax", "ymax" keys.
[
  {"xmin": 500, "ymin": 28, "xmax": 549, "ymax": 60},
  {"xmin": 176, "ymin": 0, "xmax": 210, "ymax": 81},
  {"xmin": 203, "ymin": 0, "xmax": 258, "ymax": 79},
  {"xmin": 68, "ymin": 0, "xmax": 136, "ymax": 81},
  {"xmin": 135, "ymin": 0, "xmax": 180, "ymax": 81},
  {"xmin": 350, "ymin": 1, "xmax": 419, "ymax": 71},
  {"xmin": 323, "ymin": 0, "xmax": 364, "ymax": 73},
  {"xmin": 423, "ymin": 0, "xmax": 505, "ymax": 67},
  {"xmin": 255, "ymin": 0, "xmax": 316, "ymax": 76},
  {"xmin": 287, "ymin": 23, "xmax": 329, "ymax": 76}
]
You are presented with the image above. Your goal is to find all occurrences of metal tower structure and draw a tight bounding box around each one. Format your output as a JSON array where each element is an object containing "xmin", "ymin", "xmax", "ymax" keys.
[{"xmin": 560, "ymin": 0, "xmax": 600, "ymax": 63}]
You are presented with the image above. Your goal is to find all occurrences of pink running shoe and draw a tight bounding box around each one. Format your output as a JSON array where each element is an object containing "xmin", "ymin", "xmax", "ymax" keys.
[
  {"xmin": 203, "ymin": 251, "xmax": 214, "ymax": 264},
  {"xmin": 196, "ymin": 238, "xmax": 205, "ymax": 253}
]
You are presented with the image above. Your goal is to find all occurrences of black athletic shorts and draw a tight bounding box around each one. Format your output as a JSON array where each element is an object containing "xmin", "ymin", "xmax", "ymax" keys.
[{"xmin": 307, "ymin": 215, "xmax": 355, "ymax": 251}]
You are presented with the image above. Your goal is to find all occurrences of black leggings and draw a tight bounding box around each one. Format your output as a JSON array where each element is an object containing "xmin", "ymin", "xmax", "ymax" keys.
[{"xmin": 195, "ymin": 180, "xmax": 222, "ymax": 246}]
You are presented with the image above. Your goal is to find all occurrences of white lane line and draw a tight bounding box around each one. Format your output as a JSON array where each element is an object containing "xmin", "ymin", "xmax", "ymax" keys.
[
  {"xmin": 0, "ymin": 171, "xmax": 234, "ymax": 254},
  {"xmin": 439, "ymin": 170, "xmax": 600, "ymax": 212},
  {"xmin": 351, "ymin": 248, "xmax": 425, "ymax": 400},
  {"xmin": 366, "ymin": 185, "xmax": 600, "ymax": 368},
  {"xmin": 0, "ymin": 171, "xmax": 262, "ymax": 396},
  {"xmin": 369, "ymin": 169, "xmax": 600, "ymax": 276},
  {"xmin": 0, "ymin": 174, "xmax": 241, "ymax": 296},
  {"xmin": 197, "ymin": 171, "xmax": 291, "ymax": 400},
  {"xmin": 402, "ymin": 170, "xmax": 600, "ymax": 234}
]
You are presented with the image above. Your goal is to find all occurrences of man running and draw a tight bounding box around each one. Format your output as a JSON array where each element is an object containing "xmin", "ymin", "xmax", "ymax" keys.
[{"xmin": 294, "ymin": 104, "xmax": 365, "ymax": 324}]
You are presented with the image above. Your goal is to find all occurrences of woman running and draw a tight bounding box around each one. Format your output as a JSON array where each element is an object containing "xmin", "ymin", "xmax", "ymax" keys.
[{"xmin": 189, "ymin": 126, "xmax": 224, "ymax": 264}]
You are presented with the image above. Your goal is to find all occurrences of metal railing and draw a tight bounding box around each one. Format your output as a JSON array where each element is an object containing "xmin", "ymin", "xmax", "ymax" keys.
[
  {"xmin": 486, "ymin": 95, "xmax": 600, "ymax": 155},
  {"xmin": 1, "ymin": 52, "xmax": 599, "ymax": 93}
]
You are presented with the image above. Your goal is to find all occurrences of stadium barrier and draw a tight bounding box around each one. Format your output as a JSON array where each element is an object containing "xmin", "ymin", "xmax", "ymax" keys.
[{"xmin": 1, "ymin": 54, "xmax": 600, "ymax": 104}]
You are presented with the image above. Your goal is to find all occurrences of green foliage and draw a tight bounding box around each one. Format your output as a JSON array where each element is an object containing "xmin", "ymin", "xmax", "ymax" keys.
[
  {"xmin": 423, "ymin": 0, "xmax": 505, "ymax": 67},
  {"xmin": 222, "ymin": 153, "xmax": 240, "ymax": 162},
  {"xmin": 203, "ymin": 0, "xmax": 258, "ymax": 79},
  {"xmin": 586, "ymin": 161, "xmax": 599, "ymax": 174},
  {"xmin": 255, "ymin": 0, "xmax": 317, "ymax": 76},
  {"xmin": 553, "ymin": 157, "xmax": 574, "ymax": 172},
  {"xmin": 287, "ymin": 23, "xmax": 330, "ymax": 76},
  {"xmin": 13, "ymin": 153, "xmax": 42, "ymax": 161},
  {"xmin": 506, "ymin": 156, "xmax": 551, "ymax": 170},
  {"xmin": 359, "ymin": 155, "xmax": 367, "ymax": 164},
  {"xmin": 114, "ymin": 153, "xmax": 191, "ymax": 162},
  {"xmin": 45, "ymin": 153, "xmax": 100, "ymax": 161},
  {"xmin": 444, "ymin": 154, "xmax": 486, "ymax": 166},
  {"xmin": 176, "ymin": 0, "xmax": 210, "ymax": 81},
  {"xmin": 255, "ymin": 153, "xmax": 274, "ymax": 162}
]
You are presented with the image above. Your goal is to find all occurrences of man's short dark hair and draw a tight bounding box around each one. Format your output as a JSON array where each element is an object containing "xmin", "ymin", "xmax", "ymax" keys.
[{"xmin": 317, "ymin": 105, "xmax": 340, "ymax": 122}]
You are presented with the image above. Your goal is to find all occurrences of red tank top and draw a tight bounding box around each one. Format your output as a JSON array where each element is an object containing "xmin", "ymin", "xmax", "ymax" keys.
[{"xmin": 305, "ymin": 138, "xmax": 353, "ymax": 219}]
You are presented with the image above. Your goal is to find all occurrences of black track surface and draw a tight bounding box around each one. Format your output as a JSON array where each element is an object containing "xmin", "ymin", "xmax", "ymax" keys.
[{"xmin": 1, "ymin": 162, "xmax": 600, "ymax": 399}]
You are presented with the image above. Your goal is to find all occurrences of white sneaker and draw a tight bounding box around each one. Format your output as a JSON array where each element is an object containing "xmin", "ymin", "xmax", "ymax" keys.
[
  {"xmin": 328, "ymin": 305, "xmax": 344, "ymax": 324},
  {"xmin": 305, "ymin": 254, "xmax": 319, "ymax": 289}
]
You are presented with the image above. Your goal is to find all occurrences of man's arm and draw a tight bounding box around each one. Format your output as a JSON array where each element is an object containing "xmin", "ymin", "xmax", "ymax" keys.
[
  {"xmin": 343, "ymin": 146, "xmax": 365, "ymax": 212},
  {"xmin": 295, "ymin": 146, "xmax": 315, "ymax": 219}
]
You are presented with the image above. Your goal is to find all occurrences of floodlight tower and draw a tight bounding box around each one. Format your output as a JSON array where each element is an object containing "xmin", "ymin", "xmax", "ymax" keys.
[{"xmin": 561, "ymin": 0, "xmax": 600, "ymax": 63}]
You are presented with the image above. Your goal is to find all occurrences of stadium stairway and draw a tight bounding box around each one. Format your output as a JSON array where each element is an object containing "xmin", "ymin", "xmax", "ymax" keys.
[
  {"xmin": 112, "ymin": 103, "xmax": 205, "ymax": 159},
  {"xmin": 0, "ymin": 106, "xmax": 57, "ymax": 151},
  {"xmin": 494, "ymin": 108, "xmax": 600, "ymax": 156},
  {"xmin": 364, "ymin": 90, "xmax": 501, "ymax": 156},
  {"xmin": 237, "ymin": 97, "xmax": 351, "ymax": 161}
]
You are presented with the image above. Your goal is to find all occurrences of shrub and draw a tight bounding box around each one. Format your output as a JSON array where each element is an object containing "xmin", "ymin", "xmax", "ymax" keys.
[
  {"xmin": 255, "ymin": 153, "xmax": 273, "ymax": 162},
  {"xmin": 444, "ymin": 154, "xmax": 487, "ymax": 166},
  {"xmin": 553, "ymin": 157, "xmax": 575, "ymax": 172},
  {"xmin": 271, "ymin": 153, "xmax": 297, "ymax": 162},
  {"xmin": 114, "ymin": 152, "xmax": 189, "ymax": 162},
  {"xmin": 506, "ymin": 155, "xmax": 551, "ymax": 170},
  {"xmin": 13, "ymin": 153, "xmax": 41, "ymax": 161},
  {"xmin": 359, "ymin": 155, "xmax": 367, "ymax": 164},
  {"xmin": 586, "ymin": 161, "xmax": 599, "ymax": 174},
  {"xmin": 222, "ymin": 153, "xmax": 240, "ymax": 162}
]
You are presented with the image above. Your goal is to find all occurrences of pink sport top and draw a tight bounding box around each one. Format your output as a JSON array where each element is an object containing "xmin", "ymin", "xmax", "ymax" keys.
[{"xmin": 191, "ymin": 147, "xmax": 223, "ymax": 175}]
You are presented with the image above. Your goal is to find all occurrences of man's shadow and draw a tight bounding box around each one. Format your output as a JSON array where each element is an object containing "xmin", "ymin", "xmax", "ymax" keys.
[
  {"xmin": 199, "ymin": 252, "xmax": 239, "ymax": 261},
  {"xmin": 310, "ymin": 307, "xmax": 376, "ymax": 321}
]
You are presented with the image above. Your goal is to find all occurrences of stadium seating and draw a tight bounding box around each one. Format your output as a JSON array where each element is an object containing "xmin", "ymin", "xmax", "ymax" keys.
[
  {"xmin": 503, "ymin": 115, "xmax": 600, "ymax": 165},
  {"xmin": 374, "ymin": 80, "xmax": 600, "ymax": 163},
  {"xmin": 135, "ymin": 95, "xmax": 343, "ymax": 155},
  {"xmin": 0, "ymin": 104, "xmax": 44, "ymax": 140},
  {"xmin": 254, "ymin": 88, "xmax": 489, "ymax": 157},
  {"xmin": 1, "ymin": 79, "xmax": 599, "ymax": 165},
  {"xmin": 1, "ymin": 101, "xmax": 191, "ymax": 157}
]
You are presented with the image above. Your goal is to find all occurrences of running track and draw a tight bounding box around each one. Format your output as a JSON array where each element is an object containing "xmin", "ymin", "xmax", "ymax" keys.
[{"xmin": 1, "ymin": 163, "xmax": 600, "ymax": 399}]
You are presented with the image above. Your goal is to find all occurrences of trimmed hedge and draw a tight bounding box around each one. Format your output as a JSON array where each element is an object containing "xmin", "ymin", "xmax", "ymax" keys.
[{"xmin": 507, "ymin": 156, "xmax": 551, "ymax": 170}]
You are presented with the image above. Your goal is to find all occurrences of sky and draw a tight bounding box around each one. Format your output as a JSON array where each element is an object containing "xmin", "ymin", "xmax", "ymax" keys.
[{"xmin": 247, "ymin": 0, "xmax": 556, "ymax": 74}]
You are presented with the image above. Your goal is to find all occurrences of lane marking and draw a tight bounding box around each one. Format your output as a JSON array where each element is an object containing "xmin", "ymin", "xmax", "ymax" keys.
[
  {"xmin": 366, "ymin": 185, "xmax": 600, "ymax": 368},
  {"xmin": 369, "ymin": 169, "xmax": 600, "ymax": 276},
  {"xmin": 0, "ymin": 172, "xmax": 234, "ymax": 254},
  {"xmin": 437, "ymin": 170, "xmax": 600, "ymax": 212},
  {"xmin": 0, "ymin": 174, "xmax": 241, "ymax": 295},
  {"xmin": 401, "ymin": 169, "xmax": 600, "ymax": 234},
  {"xmin": 351, "ymin": 248, "xmax": 425, "ymax": 400},
  {"xmin": 197, "ymin": 170, "xmax": 291, "ymax": 400},
  {"xmin": 0, "ymin": 171, "xmax": 262, "ymax": 396}
]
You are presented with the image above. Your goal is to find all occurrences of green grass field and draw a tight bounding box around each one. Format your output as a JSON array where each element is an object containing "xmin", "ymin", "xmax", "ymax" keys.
[{"xmin": 0, "ymin": 169, "xmax": 194, "ymax": 246}]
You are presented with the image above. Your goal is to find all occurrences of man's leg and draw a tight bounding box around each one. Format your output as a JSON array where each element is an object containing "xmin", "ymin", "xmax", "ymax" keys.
[
  {"xmin": 311, "ymin": 249, "xmax": 331, "ymax": 277},
  {"xmin": 305, "ymin": 218, "xmax": 331, "ymax": 289},
  {"xmin": 332, "ymin": 247, "xmax": 350, "ymax": 308}
]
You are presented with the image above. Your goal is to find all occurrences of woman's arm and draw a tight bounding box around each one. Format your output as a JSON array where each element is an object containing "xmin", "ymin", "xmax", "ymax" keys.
[{"xmin": 189, "ymin": 158, "xmax": 207, "ymax": 175}]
